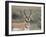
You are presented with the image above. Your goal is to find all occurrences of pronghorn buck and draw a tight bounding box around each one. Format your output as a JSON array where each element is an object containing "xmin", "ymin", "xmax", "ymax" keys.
[{"xmin": 12, "ymin": 9, "xmax": 32, "ymax": 31}]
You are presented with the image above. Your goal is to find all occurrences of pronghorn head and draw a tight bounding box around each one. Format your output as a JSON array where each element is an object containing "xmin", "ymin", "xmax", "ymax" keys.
[{"xmin": 23, "ymin": 9, "xmax": 32, "ymax": 23}]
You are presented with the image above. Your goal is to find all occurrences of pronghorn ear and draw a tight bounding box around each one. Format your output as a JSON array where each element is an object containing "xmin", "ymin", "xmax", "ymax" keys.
[{"xmin": 29, "ymin": 15, "xmax": 32, "ymax": 18}]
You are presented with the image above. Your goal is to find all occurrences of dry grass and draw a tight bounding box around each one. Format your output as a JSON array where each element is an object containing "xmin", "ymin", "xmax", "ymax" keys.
[{"xmin": 12, "ymin": 19, "xmax": 28, "ymax": 30}]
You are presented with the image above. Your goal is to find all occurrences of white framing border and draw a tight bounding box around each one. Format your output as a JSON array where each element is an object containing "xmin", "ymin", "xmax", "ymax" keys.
[{"xmin": 9, "ymin": 3, "xmax": 44, "ymax": 35}]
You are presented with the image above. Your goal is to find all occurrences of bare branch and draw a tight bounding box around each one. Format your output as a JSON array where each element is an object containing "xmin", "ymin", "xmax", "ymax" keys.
[{"xmin": 19, "ymin": 10, "xmax": 23, "ymax": 17}]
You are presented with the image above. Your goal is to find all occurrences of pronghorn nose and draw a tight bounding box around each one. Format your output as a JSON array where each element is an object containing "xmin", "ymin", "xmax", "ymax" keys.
[{"xmin": 27, "ymin": 17, "xmax": 29, "ymax": 20}]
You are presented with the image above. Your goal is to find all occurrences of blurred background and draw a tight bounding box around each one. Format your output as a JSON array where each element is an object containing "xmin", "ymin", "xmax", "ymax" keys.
[{"xmin": 12, "ymin": 5, "xmax": 41, "ymax": 30}]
